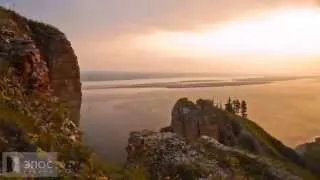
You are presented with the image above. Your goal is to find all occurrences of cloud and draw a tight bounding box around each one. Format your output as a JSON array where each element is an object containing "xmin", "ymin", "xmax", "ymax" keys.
[{"xmin": 6, "ymin": 0, "xmax": 319, "ymax": 74}]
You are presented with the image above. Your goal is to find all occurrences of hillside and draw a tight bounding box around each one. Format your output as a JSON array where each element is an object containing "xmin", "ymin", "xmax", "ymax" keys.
[
  {"xmin": 127, "ymin": 98, "xmax": 319, "ymax": 179},
  {"xmin": 296, "ymin": 137, "xmax": 320, "ymax": 174}
]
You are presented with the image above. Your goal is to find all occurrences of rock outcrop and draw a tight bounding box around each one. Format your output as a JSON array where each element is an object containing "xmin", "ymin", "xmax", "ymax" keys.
[
  {"xmin": 27, "ymin": 21, "xmax": 81, "ymax": 124},
  {"xmin": 171, "ymin": 98, "xmax": 240, "ymax": 144},
  {"xmin": 0, "ymin": 7, "xmax": 81, "ymax": 124},
  {"xmin": 0, "ymin": 7, "xmax": 152, "ymax": 179},
  {"xmin": 126, "ymin": 98, "xmax": 318, "ymax": 179},
  {"xmin": 0, "ymin": 7, "xmax": 107, "ymax": 179},
  {"xmin": 127, "ymin": 130, "xmax": 306, "ymax": 180},
  {"xmin": 0, "ymin": 28, "xmax": 50, "ymax": 93},
  {"xmin": 171, "ymin": 98, "xmax": 307, "ymax": 167}
]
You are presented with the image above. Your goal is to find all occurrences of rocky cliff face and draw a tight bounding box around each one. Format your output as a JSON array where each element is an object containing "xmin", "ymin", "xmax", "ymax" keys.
[
  {"xmin": 0, "ymin": 7, "xmax": 110, "ymax": 178},
  {"xmin": 0, "ymin": 7, "xmax": 81, "ymax": 123},
  {"xmin": 171, "ymin": 98, "xmax": 306, "ymax": 166},
  {"xmin": 127, "ymin": 98, "xmax": 319, "ymax": 179},
  {"xmin": 171, "ymin": 98, "xmax": 240, "ymax": 144},
  {"xmin": 27, "ymin": 21, "xmax": 81, "ymax": 124}
]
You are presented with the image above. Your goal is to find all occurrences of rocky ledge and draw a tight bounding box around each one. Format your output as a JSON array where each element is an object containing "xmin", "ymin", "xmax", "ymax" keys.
[{"xmin": 127, "ymin": 130, "xmax": 302, "ymax": 180}]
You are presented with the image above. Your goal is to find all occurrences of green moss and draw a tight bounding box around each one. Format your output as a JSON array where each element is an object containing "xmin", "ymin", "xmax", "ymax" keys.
[
  {"xmin": 239, "ymin": 118, "xmax": 283, "ymax": 158},
  {"xmin": 210, "ymin": 106, "xmax": 317, "ymax": 179}
]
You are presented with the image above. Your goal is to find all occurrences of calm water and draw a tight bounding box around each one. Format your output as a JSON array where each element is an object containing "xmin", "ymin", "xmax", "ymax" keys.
[{"xmin": 80, "ymin": 78, "xmax": 320, "ymax": 163}]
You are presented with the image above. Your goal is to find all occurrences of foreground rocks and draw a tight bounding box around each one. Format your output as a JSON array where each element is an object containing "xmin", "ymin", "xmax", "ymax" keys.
[{"xmin": 127, "ymin": 130, "xmax": 303, "ymax": 180}]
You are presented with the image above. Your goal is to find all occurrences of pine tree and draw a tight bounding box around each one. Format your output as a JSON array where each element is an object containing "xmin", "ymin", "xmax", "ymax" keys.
[
  {"xmin": 241, "ymin": 100, "xmax": 248, "ymax": 118},
  {"xmin": 225, "ymin": 97, "xmax": 234, "ymax": 113},
  {"xmin": 233, "ymin": 99, "xmax": 241, "ymax": 115}
]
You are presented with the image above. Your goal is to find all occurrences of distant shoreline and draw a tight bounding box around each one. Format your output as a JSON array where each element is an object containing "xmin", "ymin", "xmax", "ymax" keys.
[{"xmin": 82, "ymin": 76, "xmax": 316, "ymax": 90}]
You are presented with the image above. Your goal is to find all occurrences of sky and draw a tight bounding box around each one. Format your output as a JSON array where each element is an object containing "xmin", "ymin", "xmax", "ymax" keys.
[{"xmin": 1, "ymin": 0, "xmax": 320, "ymax": 74}]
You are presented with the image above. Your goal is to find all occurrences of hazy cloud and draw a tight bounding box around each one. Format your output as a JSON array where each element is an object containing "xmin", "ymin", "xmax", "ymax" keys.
[{"xmin": 2, "ymin": 0, "xmax": 319, "ymax": 74}]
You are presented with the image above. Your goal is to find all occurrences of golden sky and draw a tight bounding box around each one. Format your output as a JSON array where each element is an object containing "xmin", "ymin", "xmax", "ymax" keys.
[{"xmin": 10, "ymin": 0, "xmax": 320, "ymax": 74}]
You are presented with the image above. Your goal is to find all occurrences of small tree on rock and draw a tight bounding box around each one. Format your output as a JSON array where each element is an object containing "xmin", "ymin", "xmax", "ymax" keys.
[
  {"xmin": 225, "ymin": 97, "xmax": 235, "ymax": 114},
  {"xmin": 233, "ymin": 99, "xmax": 241, "ymax": 115},
  {"xmin": 241, "ymin": 100, "xmax": 248, "ymax": 118}
]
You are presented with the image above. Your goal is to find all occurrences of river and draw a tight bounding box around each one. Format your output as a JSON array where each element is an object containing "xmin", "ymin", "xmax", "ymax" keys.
[{"xmin": 80, "ymin": 77, "xmax": 320, "ymax": 163}]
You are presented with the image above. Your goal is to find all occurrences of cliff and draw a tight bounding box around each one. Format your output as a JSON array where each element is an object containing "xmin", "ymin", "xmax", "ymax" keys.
[
  {"xmin": 0, "ymin": 7, "xmax": 150, "ymax": 179},
  {"xmin": 127, "ymin": 98, "xmax": 319, "ymax": 179},
  {"xmin": 1, "ymin": 6, "xmax": 318, "ymax": 180},
  {"xmin": 0, "ymin": 7, "xmax": 104, "ymax": 178},
  {"xmin": 27, "ymin": 20, "xmax": 81, "ymax": 124},
  {"xmin": 0, "ymin": 6, "xmax": 81, "ymax": 124},
  {"xmin": 170, "ymin": 98, "xmax": 306, "ymax": 166}
]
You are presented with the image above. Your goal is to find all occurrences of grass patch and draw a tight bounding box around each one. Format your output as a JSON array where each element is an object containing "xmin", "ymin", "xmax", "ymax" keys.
[{"xmin": 237, "ymin": 117, "xmax": 317, "ymax": 179}]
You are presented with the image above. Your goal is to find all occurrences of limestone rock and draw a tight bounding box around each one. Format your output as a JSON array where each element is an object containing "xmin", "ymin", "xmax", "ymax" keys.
[
  {"xmin": 171, "ymin": 98, "xmax": 245, "ymax": 147},
  {"xmin": 0, "ymin": 7, "xmax": 81, "ymax": 123},
  {"xmin": 0, "ymin": 23, "xmax": 51, "ymax": 93},
  {"xmin": 169, "ymin": 98, "xmax": 314, "ymax": 178},
  {"xmin": 127, "ymin": 131, "xmax": 303, "ymax": 180},
  {"xmin": 171, "ymin": 98, "xmax": 305, "ymax": 161},
  {"xmin": 28, "ymin": 21, "xmax": 81, "ymax": 124}
]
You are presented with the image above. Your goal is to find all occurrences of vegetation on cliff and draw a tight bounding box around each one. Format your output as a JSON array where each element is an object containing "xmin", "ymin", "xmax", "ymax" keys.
[
  {"xmin": 0, "ymin": 73, "xmax": 97, "ymax": 178},
  {"xmin": 296, "ymin": 137, "xmax": 320, "ymax": 174},
  {"xmin": 127, "ymin": 130, "xmax": 318, "ymax": 180},
  {"xmin": 0, "ymin": 6, "xmax": 140, "ymax": 179},
  {"xmin": 0, "ymin": 73, "xmax": 146, "ymax": 179},
  {"xmin": 0, "ymin": 6, "xmax": 81, "ymax": 124},
  {"xmin": 154, "ymin": 98, "xmax": 318, "ymax": 179}
]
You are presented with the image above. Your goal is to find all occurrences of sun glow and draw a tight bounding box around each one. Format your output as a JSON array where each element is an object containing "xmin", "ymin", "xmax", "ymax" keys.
[{"xmin": 136, "ymin": 8, "xmax": 320, "ymax": 60}]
